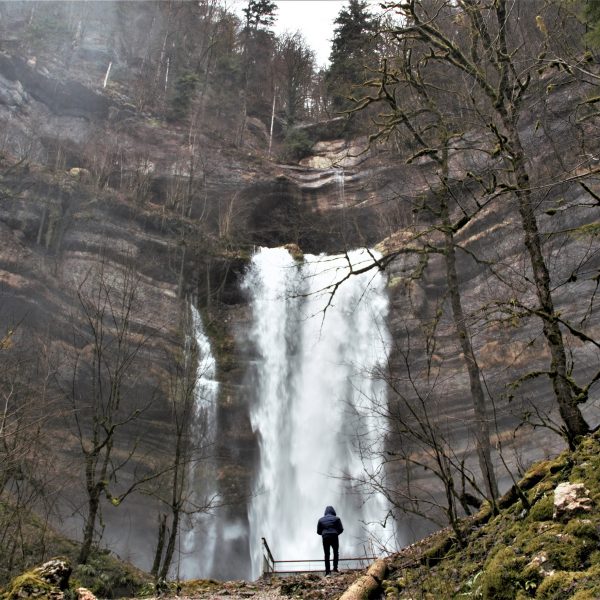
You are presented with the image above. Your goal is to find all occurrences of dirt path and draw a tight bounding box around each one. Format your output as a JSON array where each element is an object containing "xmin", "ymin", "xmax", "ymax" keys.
[{"xmin": 167, "ymin": 571, "xmax": 357, "ymax": 600}]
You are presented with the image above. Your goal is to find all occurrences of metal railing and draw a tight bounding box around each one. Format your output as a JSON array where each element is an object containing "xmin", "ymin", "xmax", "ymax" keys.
[{"xmin": 261, "ymin": 538, "xmax": 378, "ymax": 576}]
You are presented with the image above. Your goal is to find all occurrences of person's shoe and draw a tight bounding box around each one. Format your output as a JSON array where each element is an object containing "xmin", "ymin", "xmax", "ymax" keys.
[
  {"xmin": 333, "ymin": 569, "xmax": 339, "ymax": 573},
  {"xmin": 325, "ymin": 572, "xmax": 331, "ymax": 577}
]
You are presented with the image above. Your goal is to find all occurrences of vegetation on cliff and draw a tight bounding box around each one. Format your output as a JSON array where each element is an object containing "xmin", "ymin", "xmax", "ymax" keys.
[{"xmin": 379, "ymin": 431, "xmax": 600, "ymax": 599}]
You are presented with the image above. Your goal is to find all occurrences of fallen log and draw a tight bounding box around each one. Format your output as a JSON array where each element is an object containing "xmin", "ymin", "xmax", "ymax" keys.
[{"xmin": 338, "ymin": 558, "xmax": 387, "ymax": 600}]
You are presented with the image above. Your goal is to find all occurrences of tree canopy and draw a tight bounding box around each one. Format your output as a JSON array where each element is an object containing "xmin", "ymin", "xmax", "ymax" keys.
[{"xmin": 326, "ymin": 0, "xmax": 379, "ymax": 111}]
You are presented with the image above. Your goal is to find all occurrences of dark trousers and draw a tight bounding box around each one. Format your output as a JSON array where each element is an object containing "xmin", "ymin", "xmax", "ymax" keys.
[{"xmin": 322, "ymin": 534, "xmax": 339, "ymax": 574}]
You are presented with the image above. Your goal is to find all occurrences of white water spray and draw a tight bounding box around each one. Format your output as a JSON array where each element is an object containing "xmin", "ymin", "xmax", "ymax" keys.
[
  {"xmin": 180, "ymin": 305, "xmax": 219, "ymax": 578},
  {"xmin": 244, "ymin": 247, "xmax": 391, "ymax": 578},
  {"xmin": 335, "ymin": 168, "xmax": 345, "ymax": 207}
]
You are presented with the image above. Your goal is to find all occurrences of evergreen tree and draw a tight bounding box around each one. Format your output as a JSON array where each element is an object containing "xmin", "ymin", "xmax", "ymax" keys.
[
  {"xmin": 326, "ymin": 0, "xmax": 377, "ymax": 111},
  {"xmin": 242, "ymin": 0, "xmax": 277, "ymax": 32},
  {"xmin": 239, "ymin": 0, "xmax": 278, "ymax": 134},
  {"xmin": 170, "ymin": 72, "xmax": 200, "ymax": 121}
]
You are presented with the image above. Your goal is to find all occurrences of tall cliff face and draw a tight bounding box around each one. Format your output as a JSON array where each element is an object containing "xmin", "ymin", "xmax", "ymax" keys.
[
  {"xmin": 0, "ymin": 0, "xmax": 599, "ymax": 579},
  {"xmin": 0, "ymin": 5, "xmax": 392, "ymax": 574}
]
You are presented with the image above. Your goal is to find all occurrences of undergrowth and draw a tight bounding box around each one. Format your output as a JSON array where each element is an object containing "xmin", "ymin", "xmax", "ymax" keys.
[{"xmin": 382, "ymin": 432, "xmax": 600, "ymax": 600}]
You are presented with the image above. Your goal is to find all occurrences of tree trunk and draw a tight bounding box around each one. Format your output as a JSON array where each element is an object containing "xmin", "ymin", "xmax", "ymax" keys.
[
  {"xmin": 151, "ymin": 513, "xmax": 168, "ymax": 577},
  {"xmin": 439, "ymin": 142, "xmax": 499, "ymax": 505},
  {"xmin": 78, "ymin": 491, "xmax": 100, "ymax": 563},
  {"xmin": 338, "ymin": 559, "xmax": 387, "ymax": 600},
  {"xmin": 507, "ymin": 129, "xmax": 590, "ymax": 446},
  {"xmin": 443, "ymin": 221, "xmax": 499, "ymax": 503},
  {"xmin": 158, "ymin": 509, "xmax": 180, "ymax": 580}
]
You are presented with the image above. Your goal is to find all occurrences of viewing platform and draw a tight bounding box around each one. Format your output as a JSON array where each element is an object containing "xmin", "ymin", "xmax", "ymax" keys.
[{"xmin": 261, "ymin": 538, "xmax": 379, "ymax": 577}]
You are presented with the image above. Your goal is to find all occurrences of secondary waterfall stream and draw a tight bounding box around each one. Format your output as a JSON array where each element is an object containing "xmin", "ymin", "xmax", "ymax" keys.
[
  {"xmin": 180, "ymin": 305, "xmax": 220, "ymax": 578},
  {"xmin": 243, "ymin": 247, "xmax": 391, "ymax": 578}
]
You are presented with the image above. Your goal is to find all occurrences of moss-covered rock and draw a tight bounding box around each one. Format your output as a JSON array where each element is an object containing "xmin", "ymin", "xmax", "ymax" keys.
[
  {"xmin": 3, "ymin": 559, "xmax": 72, "ymax": 600},
  {"xmin": 529, "ymin": 495, "xmax": 555, "ymax": 522},
  {"xmin": 564, "ymin": 519, "xmax": 599, "ymax": 541},
  {"xmin": 480, "ymin": 546, "xmax": 528, "ymax": 600},
  {"xmin": 4, "ymin": 572, "xmax": 54, "ymax": 600},
  {"xmin": 70, "ymin": 552, "xmax": 148, "ymax": 599},
  {"xmin": 536, "ymin": 571, "xmax": 578, "ymax": 599}
]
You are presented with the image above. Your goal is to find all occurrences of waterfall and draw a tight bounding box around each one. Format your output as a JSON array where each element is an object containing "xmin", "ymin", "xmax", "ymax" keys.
[
  {"xmin": 179, "ymin": 305, "xmax": 220, "ymax": 578},
  {"xmin": 243, "ymin": 247, "xmax": 391, "ymax": 578},
  {"xmin": 335, "ymin": 168, "xmax": 345, "ymax": 207}
]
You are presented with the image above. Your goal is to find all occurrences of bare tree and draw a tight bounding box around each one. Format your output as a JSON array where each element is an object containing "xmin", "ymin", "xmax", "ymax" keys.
[
  {"xmin": 0, "ymin": 325, "xmax": 61, "ymax": 582},
  {"xmin": 150, "ymin": 303, "xmax": 218, "ymax": 580},
  {"xmin": 353, "ymin": 327, "xmax": 491, "ymax": 543},
  {"xmin": 64, "ymin": 254, "xmax": 158, "ymax": 564},
  {"xmin": 345, "ymin": 1, "xmax": 598, "ymax": 452},
  {"xmin": 358, "ymin": 60, "xmax": 500, "ymax": 505},
  {"xmin": 274, "ymin": 32, "xmax": 315, "ymax": 126}
]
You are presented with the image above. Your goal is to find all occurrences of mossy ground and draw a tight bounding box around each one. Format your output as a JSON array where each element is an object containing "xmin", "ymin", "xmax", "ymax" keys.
[
  {"xmin": 0, "ymin": 502, "xmax": 151, "ymax": 599},
  {"xmin": 1, "ymin": 552, "xmax": 150, "ymax": 600},
  {"xmin": 70, "ymin": 552, "xmax": 150, "ymax": 599},
  {"xmin": 382, "ymin": 431, "xmax": 600, "ymax": 600},
  {"xmin": 3, "ymin": 572, "xmax": 54, "ymax": 600}
]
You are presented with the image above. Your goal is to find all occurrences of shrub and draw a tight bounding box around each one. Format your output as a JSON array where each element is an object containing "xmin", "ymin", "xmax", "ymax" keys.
[
  {"xmin": 281, "ymin": 128, "xmax": 313, "ymax": 162},
  {"xmin": 169, "ymin": 73, "xmax": 200, "ymax": 122}
]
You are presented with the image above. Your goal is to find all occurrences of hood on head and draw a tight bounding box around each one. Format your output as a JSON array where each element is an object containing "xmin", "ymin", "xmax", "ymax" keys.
[{"xmin": 324, "ymin": 506, "xmax": 336, "ymax": 516}]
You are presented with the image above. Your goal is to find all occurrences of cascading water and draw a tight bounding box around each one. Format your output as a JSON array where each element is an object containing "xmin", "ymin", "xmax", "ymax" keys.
[
  {"xmin": 244, "ymin": 247, "xmax": 391, "ymax": 578},
  {"xmin": 179, "ymin": 305, "xmax": 220, "ymax": 578},
  {"xmin": 335, "ymin": 168, "xmax": 345, "ymax": 207}
]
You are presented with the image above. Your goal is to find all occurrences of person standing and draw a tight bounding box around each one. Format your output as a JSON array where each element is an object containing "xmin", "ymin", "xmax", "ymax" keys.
[{"xmin": 317, "ymin": 505, "xmax": 344, "ymax": 575}]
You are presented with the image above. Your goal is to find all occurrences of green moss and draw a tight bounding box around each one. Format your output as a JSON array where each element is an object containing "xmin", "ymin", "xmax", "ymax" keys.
[
  {"xmin": 388, "ymin": 275, "xmax": 403, "ymax": 289},
  {"xmin": 536, "ymin": 571, "xmax": 577, "ymax": 599},
  {"xmin": 570, "ymin": 222, "xmax": 600, "ymax": 239},
  {"xmin": 71, "ymin": 551, "xmax": 149, "ymax": 599},
  {"xmin": 570, "ymin": 591, "xmax": 600, "ymax": 600},
  {"xmin": 529, "ymin": 496, "xmax": 554, "ymax": 522},
  {"xmin": 384, "ymin": 583, "xmax": 399, "ymax": 599},
  {"xmin": 521, "ymin": 529, "xmax": 591, "ymax": 572},
  {"xmin": 548, "ymin": 537, "xmax": 593, "ymax": 571},
  {"xmin": 588, "ymin": 550, "xmax": 600, "ymax": 566},
  {"xmin": 179, "ymin": 579, "xmax": 220, "ymax": 595},
  {"xmin": 421, "ymin": 535, "xmax": 458, "ymax": 566},
  {"xmin": 333, "ymin": 433, "xmax": 600, "ymax": 599},
  {"xmin": 6, "ymin": 572, "xmax": 52, "ymax": 600},
  {"xmin": 564, "ymin": 519, "xmax": 599, "ymax": 541},
  {"xmin": 480, "ymin": 547, "xmax": 527, "ymax": 600}
]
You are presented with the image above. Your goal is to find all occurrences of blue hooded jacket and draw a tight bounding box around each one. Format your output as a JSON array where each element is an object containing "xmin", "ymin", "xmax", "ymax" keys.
[{"xmin": 317, "ymin": 506, "xmax": 344, "ymax": 536}]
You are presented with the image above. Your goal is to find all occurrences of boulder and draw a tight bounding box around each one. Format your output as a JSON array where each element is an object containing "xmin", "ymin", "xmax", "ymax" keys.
[
  {"xmin": 6, "ymin": 558, "xmax": 71, "ymax": 600},
  {"xmin": 0, "ymin": 72, "xmax": 27, "ymax": 107},
  {"xmin": 76, "ymin": 588, "xmax": 97, "ymax": 600},
  {"xmin": 33, "ymin": 558, "xmax": 72, "ymax": 591},
  {"xmin": 553, "ymin": 482, "xmax": 593, "ymax": 519}
]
